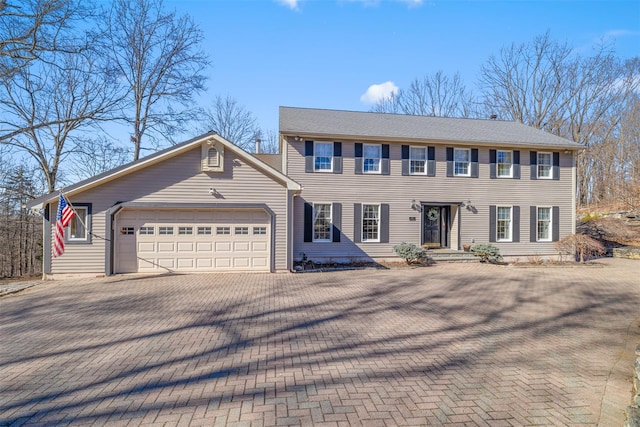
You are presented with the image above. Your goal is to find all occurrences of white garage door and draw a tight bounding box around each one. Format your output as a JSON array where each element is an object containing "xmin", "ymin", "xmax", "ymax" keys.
[{"xmin": 114, "ymin": 209, "xmax": 271, "ymax": 273}]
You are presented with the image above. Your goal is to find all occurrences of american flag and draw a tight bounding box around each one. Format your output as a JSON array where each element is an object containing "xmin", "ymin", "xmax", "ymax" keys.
[{"xmin": 53, "ymin": 193, "xmax": 74, "ymax": 258}]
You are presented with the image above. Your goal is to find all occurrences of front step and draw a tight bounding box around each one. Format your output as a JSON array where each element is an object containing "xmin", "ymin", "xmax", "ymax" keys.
[{"xmin": 426, "ymin": 249, "xmax": 479, "ymax": 263}]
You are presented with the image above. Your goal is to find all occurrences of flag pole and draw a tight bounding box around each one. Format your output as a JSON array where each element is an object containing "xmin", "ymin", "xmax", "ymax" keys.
[{"xmin": 57, "ymin": 189, "xmax": 88, "ymax": 231}]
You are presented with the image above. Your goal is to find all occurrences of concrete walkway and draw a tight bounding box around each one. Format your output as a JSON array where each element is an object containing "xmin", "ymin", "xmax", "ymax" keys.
[{"xmin": 1, "ymin": 258, "xmax": 639, "ymax": 426}]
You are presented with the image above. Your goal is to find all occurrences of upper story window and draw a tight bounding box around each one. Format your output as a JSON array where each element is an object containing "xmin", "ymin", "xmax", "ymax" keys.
[
  {"xmin": 363, "ymin": 144, "xmax": 381, "ymax": 173},
  {"xmin": 497, "ymin": 150, "xmax": 513, "ymax": 178},
  {"xmin": 496, "ymin": 206, "xmax": 512, "ymax": 242},
  {"xmin": 454, "ymin": 148, "xmax": 470, "ymax": 176},
  {"xmin": 537, "ymin": 207, "xmax": 552, "ymax": 241},
  {"xmin": 410, "ymin": 147, "xmax": 426, "ymax": 175},
  {"xmin": 314, "ymin": 142, "xmax": 333, "ymax": 172},
  {"xmin": 537, "ymin": 152, "xmax": 552, "ymax": 179},
  {"xmin": 313, "ymin": 203, "xmax": 332, "ymax": 242},
  {"xmin": 362, "ymin": 204, "xmax": 380, "ymax": 242}
]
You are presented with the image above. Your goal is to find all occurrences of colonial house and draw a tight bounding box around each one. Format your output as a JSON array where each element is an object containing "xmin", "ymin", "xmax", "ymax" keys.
[{"xmin": 27, "ymin": 107, "xmax": 582, "ymax": 276}]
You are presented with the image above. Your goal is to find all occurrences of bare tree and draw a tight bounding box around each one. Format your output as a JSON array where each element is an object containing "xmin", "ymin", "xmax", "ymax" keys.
[
  {"xmin": 255, "ymin": 129, "xmax": 280, "ymax": 154},
  {"xmin": 106, "ymin": 0, "xmax": 209, "ymax": 160},
  {"xmin": 70, "ymin": 136, "xmax": 131, "ymax": 180},
  {"xmin": 372, "ymin": 71, "xmax": 475, "ymax": 118},
  {"xmin": 0, "ymin": 48, "xmax": 123, "ymax": 192},
  {"xmin": 201, "ymin": 95, "xmax": 260, "ymax": 152}
]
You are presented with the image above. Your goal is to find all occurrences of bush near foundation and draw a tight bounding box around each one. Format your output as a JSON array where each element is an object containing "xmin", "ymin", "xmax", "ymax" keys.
[{"xmin": 393, "ymin": 242, "xmax": 427, "ymax": 264}]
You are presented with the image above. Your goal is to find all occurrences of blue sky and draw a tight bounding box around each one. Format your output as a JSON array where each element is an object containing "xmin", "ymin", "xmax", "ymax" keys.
[{"xmin": 170, "ymin": 0, "xmax": 640, "ymax": 135}]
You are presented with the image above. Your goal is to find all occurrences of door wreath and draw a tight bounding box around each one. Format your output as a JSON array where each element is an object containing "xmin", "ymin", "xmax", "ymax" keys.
[{"xmin": 426, "ymin": 207, "xmax": 439, "ymax": 221}]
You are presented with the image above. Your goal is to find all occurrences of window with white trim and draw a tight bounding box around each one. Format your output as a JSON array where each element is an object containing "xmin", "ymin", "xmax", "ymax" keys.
[
  {"xmin": 159, "ymin": 226, "xmax": 173, "ymax": 235},
  {"xmin": 139, "ymin": 226, "xmax": 155, "ymax": 235},
  {"xmin": 119, "ymin": 226, "xmax": 134, "ymax": 235},
  {"xmin": 178, "ymin": 226, "xmax": 193, "ymax": 235},
  {"xmin": 68, "ymin": 206, "xmax": 88, "ymax": 241},
  {"xmin": 454, "ymin": 148, "xmax": 470, "ymax": 176},
  {"xmin": 537, "ymin": 207, "xmax": 552, "ymax": 241},
  {"xmin": 496, "ymin": 206, "xmax": 512, "ymax": 242},
  {"xmin": 363, "ymin": 144, "xmax": 381, "ymax": 173},
  {"xmin": 410, "ymin": 147, "xmax": 426, "ymax": 175},
  {"xmin": 497, "ymin": 150, "xmax": 513, "ymax": 178},
  {"xmin": 313, "ymin": 203, "xmax": 332, "ymax": 242},
  {"xmin": 253, "ymin": 227, "xmax": 267, "ymax": 235},
  {"xmin": 362, "ymin": 204, "xmax": 380, "ymax": 242},
  {"xmin": 216, "ymin": 227, "xmax": 230, "ymax": 235},
  {"xmin": 537, "ymin": 152, "xmax": 552, "ymax": 179},
  {"xmin": 197, "ymin": 226, "xmax": 211, "ymax": 235},
  {"xmin": 314, "ymin": 142, "xmax": 333, "ymax": 172},
  {"xmin": 235, "ymin": 227, "xmax": 249, "ymax": 235},
  {"xmin": 207, "ymin": 147, "xmax": 219, "ymax": 168}
]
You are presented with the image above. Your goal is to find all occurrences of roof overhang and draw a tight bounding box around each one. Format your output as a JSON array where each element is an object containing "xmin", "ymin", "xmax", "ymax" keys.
[{"xmin": 27, "ymin": 132, "xmax": 302, "ymax": 210}]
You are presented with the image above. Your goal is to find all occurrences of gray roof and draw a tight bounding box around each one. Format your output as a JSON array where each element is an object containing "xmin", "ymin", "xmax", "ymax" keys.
[{"xmin": 280, "ymin": 106, "xmax": 581, "ymax": 149}]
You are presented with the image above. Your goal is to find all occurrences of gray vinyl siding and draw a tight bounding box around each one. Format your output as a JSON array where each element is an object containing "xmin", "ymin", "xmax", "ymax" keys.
[
  {"xmin": 287, "ymin": 136, "xmax": 574, "ymax": 261},
  {"xmin": 49, "ymin": 147, "xmax": 289, "ymax": 273}
]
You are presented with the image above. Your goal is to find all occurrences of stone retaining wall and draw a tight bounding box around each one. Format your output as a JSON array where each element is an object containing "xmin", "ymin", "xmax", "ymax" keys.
[
  {"xmin": 626, "ymin": 344, "xmax": 640, "ymax": 427},
  {"xmin": 614, "ymin": 247, "xmax": 640, "ymax": 260}
]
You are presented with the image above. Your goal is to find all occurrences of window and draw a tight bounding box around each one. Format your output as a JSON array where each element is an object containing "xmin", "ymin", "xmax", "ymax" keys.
[
  {"xmin": 120, "ymin": 227, "xmax": 134, "ymax": 235},
  {"xmin": 363, "ymin": 144, "xmax": 381, "ymax": 173},
  {"xmin": 362, "ymin": 204, "xmax": 380, "ymax": 242},
  {"xmin": 178, "ymin": 226, "xmax": 193, "ymax": 235},
  {"xmin": 68, "ymin": 206, "xmax": 88, "ymax": 240},
  {"xmin": 537, "ymin": 152, "xmax": 552, "ymax": 179},
  {"xmin": 497, "ymin": 150, "xmax": 513, "ymax": 178},
  {"xmin": 410, "ymin": 147, "xmax": 426, "ymax": 175},
  {"xmin": 235, "ymin": 227, "xmax": 248, "ymax": 235},
  {"xmin": 159, "ymin": 226, "xmax": 173, "ymax": 235},
  {"xmin": 216, "ymin": 227, "xmax": 230, "ymax": 235},
  {"xmin": 454, "ymin": 148, "xmax": 470, "ymax": 176},
  {"xmin": 139, "ymin": 226, "xmax": 155, "ymax": 235},
  {"xmin": 197, "ymin": 226, "xmax": 211, "ymax": 235},
  {"xmin": 537, "ymin": 207, "xmax": 552, "ymax": 241},
  {"xmin": 496, "ymin": 206, "xmax": 512, "ymax": 242},
  {"xmin": 314, "ymin": 142, "xmax": 333, "ymax": 172},
  {"xmin": 201, "ymin": 141, "xmax": 224, "ymax": 172},
  {"xmin": 253, "ymin": 227, "xmax": 267, "ymax": 235},
  {"xmin": 313, "ymin": 203, "xmax": 332, "ymax": 242}
]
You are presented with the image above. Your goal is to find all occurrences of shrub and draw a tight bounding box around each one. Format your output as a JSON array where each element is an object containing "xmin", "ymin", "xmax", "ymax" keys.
[
  {"xmin": 470, "ymin": 243, "xmax": 503, "ymax": 263},
  {"xmin": 393, "ymin": 242, "xmax": 427, "ymax": 264},
  {"xmin": 555, "ymin": 234, "xmax": 606, "ymax": 263}
]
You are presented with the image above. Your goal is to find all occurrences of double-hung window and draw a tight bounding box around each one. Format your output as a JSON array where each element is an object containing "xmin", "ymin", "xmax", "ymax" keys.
[
  {"xmin": 537, "ymin": 207, "xmax": 552, "ymax": 241},
  {"xmin": 410, "ymin": 147, "xmax": 426, "ymax": 175},
  {"xmin": 363, "ymin": 144, "xmax": 381, "ymax": 173},
  {"xmin": 496, "ymin": 206, "xmax": 512, "ymax": 242},
  {"xmin": 454, "ymin": 148, "xmax": 470, "ymax": 176},
  {"xmin": 537, "ymin": 152, "xmax": 552, "ymax": 179},
  {"xmin": 497, "ymin": 150, "xmax": 513, "ymax": 178},
  {"xmin": 362, "ymin": 204, "xmax": 380, "ymax": 242},
  {"xmin": 313, "ymin": 203, "xmax": 332, "ymax": 242},
  {"xmin": 68, "ymin": 206, "xmax": 88, "ymax": 241},
  {"xmin": 314, "ymin": 142, "xmax": 333, "ymax": 172}
]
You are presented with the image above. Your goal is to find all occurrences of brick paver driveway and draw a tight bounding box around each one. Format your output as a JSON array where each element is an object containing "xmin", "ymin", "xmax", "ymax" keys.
[{"xmin": 1, "ymin": 259, "xmax": 639, "ymax": 426}]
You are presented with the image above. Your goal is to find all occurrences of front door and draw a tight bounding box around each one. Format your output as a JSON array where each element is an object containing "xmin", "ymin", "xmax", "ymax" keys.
[{"xmin": 422, "ymin": 206, "xmax": 449, "ymax": 248}]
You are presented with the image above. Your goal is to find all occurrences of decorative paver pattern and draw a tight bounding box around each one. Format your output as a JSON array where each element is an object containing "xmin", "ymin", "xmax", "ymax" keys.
[{"xmin": 1, "ymin": 259, "xmax": 639, "ymax": 426}]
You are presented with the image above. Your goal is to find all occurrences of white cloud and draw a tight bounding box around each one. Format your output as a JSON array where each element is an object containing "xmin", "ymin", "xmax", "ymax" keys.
[
  {"xmin": 276, "ymin": 0, "xmax": 300, "ymax": 10},
  {"xmin": 398, "ymin": 0, "xmax": 423, "ymax": 7},
  {"xmin": 360, "ymin": 81, "xmax": 399, "ymax": 104}
]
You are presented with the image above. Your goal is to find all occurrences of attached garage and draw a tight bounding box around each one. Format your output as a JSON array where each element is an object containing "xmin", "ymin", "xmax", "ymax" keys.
[{"xmin": 114, "ymin": 207, "xmax": 272, "ymax": 273}]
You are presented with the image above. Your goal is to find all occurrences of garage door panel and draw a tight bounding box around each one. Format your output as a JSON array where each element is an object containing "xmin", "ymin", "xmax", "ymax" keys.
[
  {"xmin": 115, "ymin": 209, "xmax": 271, "ymax": 273},
  {"xmin": 177, "ymin": 242, "xmax": 194, "ymax": 252}
]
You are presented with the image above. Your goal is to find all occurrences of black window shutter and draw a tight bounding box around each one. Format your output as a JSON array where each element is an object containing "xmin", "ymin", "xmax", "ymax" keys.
[
  {"xmin": 380, "ymin": 204, "xmax": 390, "ymax": 243},
  {"xmin": 381, "ymin": 144, "xmax": 390, "ymax": 175},
  {"xmin": 489, "ymin": 149, "xmax": 497, "ymax": 179},
  {"xmin": 471, "ymin": 148, "xmax": 479, "ymax": 178},
  {"xmin": 333, "ymin": 142, "xmax": 342, "ymax": 174},
  {"xmin": 530, "ymin": 151, "xmax": 537, "ymax": 180},
  {"xmin": 552, "ymin": 206, "xmax": 560, "ymax": 241},
  {"xmin": 489, "ymin": 205, "xmax": 496, "ymax": 242},
  {"xmin": 446, "ymin": 147, "xmax": 454, "ymax": 177},
  {"xmin": 553, "ymin": 152, "xmax": 560, "ymax": 180},
  {"xmin": 401, "ymin": 145, "xmax": 409, "ymax": 176},
  {"xmin": 304, "ymin": 202, "xmax": 313, "ymax": 242},
  {"xmin": 332, "ymin": 203, "xmax": 341, "ymax": 242},
  {"xmin": 530, "ymin": 206, "xmax": 537, "ymax": 242},
  {"xmin": 513, "ymin": 150, "xmax": 521, "ymax": 179},
  {"xmin": 513, "ymin": 206, "xmax": 520, "ymax": 243},
  {"xmin": 305, "ymin": 141, "xmax": 314, "ymax": 173},
  {"xmin": 354, "ymin": 143, "xmax": 363, "ymax": 175},
  {"xmin": 353, "ymin": 204, "xmax": 362, "ymax": 243},
  {"xmin": 427, "ymin": 146, "xmax": 436, "ymax": 176}
]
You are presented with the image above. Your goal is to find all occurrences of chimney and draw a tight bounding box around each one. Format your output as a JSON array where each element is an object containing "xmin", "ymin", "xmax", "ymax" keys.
[
  {"xmin": 255, "ymin": 138, "xmax": 261, "ymax": 154},
  {"xmin": 490, "ymin": 114, "xmax": 497, "ymax": 120}
]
